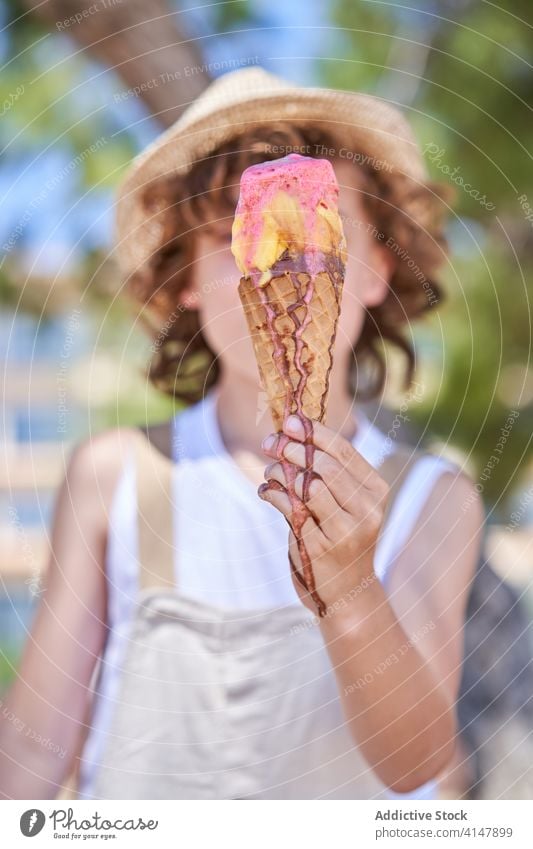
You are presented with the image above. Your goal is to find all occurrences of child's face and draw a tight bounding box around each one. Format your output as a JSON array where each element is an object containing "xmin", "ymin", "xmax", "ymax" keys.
[{"xmin": 187, "ymin": 159, "xmax": 393, "ymax": 389}]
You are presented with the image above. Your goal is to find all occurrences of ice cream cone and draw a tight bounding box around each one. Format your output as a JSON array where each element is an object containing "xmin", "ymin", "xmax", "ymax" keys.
[
  {"xmin": 238, "ymin": 266, "xmax": 343, "ymax": 431},
  {"xmin": 231, "ymin": 152, "xmax": 347, "ymax": 617}
]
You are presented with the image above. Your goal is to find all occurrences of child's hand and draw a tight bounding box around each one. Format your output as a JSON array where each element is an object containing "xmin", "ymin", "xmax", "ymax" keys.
[{"xmin": 259, "ymin": 414, "xmax": 390, "ymax": 614}]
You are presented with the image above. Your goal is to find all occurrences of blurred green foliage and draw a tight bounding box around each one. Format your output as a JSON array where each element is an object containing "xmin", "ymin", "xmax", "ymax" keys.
[
  {"xmin": 327, "ymin": 0, "xmax": 533, "ymax": 515},
  {"xmin": 0, "ymin": 645, "xmax": 22, "ymax": 694}
]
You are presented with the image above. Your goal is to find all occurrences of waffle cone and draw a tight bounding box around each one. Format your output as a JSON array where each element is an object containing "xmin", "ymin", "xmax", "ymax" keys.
[{"xmin": 238, "ymin": 268, "xmax": 343, "ymax": 431}]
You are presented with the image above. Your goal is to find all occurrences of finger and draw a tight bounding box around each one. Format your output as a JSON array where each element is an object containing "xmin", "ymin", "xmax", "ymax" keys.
[
  {"xmin": 262, "ymin": 427, "xmax": 377, "ymax": 493},
  {"xmin": 275, "ymin": 441, "xmax": 368, "ymax": 506},
  {"xmin": 283, "ymin": 414, "xmax": 379, "ymax": 490},
  {"xmin": 257, "ymin": 479, "xmax": 294, "ymax": 521},
  {"xmin": 264, "ymin": 459, "xmax": 311, "ymax": 495},
  {"xmin": 263, "ymin": 460, "xmax": 287, "ymax": 487},
  {"xmin": 288, "ymin": 515, "xmax": 329, "ymax": 565},
  {"xmin": 258, "ymin": 480, "xmax": 313, "ymax": 537},
  {"xmin": 279, "ymin": 435, "xmax": 391, "ymax": 512},
  {"xmin": 265, "ymin": 461, "xmax": 351, "ymax": 542},
  {"xmin": 287, "ymin": 445, "xmax": 389, "ymax": 529},
  {"xmin": 261, "ymin": 431, "xmax": 291, "ymax": 462},
  {"xmin": 293, "ymin": 467, "xmax": 353, "ymax": 541}
]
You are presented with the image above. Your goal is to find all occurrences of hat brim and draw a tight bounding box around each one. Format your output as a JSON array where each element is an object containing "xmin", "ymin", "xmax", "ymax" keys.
[{"xmin": 115, "ymin": 85, "xmax": 428, "ymax": 277}]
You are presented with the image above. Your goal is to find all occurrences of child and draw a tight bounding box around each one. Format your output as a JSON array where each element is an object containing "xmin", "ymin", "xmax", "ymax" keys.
[{"xmin": 0, "ymin": 68, "xmax": 484, "ymax": 800}]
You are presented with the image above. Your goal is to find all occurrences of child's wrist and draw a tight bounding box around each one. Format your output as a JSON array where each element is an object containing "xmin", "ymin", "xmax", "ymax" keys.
[{"xmin": 317, "ymin": 565, "xmax": 381, "ymax": 636}]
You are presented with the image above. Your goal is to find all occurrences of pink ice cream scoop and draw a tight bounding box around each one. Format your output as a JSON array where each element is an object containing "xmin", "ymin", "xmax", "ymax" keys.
[{"xmin": 231, "ymin": 152, "xmax": 346, "ymax": 283}]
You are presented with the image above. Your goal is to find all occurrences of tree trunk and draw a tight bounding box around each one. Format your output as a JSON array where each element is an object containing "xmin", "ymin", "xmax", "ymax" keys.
[{"xmin": 21, "ymin": 0, "xmax": 210, "ymax": 126}]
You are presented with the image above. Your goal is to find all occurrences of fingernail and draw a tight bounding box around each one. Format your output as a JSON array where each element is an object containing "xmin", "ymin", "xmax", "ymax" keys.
[
  {"xmin": 258, "ymin": 482, "xmax": 269, "ymax": 498},
  {"xmin": 284, "ymin": 415, "xmax": 304, "ymax": 438},
  {"xmin": 261, "ymin": 434, "xmax": 276, "ymax": 451}
]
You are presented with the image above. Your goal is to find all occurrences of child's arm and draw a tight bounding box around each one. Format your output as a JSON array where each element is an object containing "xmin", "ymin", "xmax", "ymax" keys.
[
  {"xmin": 260, "ymin": 416, "xmax": 483, "ymax": 794},
  {"xmin": 0, "ymin": 431, "xmax": 129, "ymax": 799}
]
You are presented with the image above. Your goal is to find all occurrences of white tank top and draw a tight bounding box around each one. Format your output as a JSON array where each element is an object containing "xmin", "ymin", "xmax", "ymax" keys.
[
  {"xmin": 108, "ymin": 387, "xmax": 456, "ymax": 609},
  {"xmin": 97, "ymin": 388, "xmax": 456, "ymax": 801}
]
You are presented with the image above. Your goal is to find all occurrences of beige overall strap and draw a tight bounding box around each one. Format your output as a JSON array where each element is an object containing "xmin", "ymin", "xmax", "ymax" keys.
[
  {"xmin": 134, "ymin": 427, "xmax": 176, "ymax": 592},
  {"xmin": 378, "ymin": 444, "xmax": 428, "ymax": 530}
]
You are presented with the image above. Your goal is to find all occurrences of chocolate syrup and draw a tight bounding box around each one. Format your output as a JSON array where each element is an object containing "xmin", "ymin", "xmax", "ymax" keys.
[{"xmin": 251, "ymin": 250, "xmax": 344, "ymax": 618}]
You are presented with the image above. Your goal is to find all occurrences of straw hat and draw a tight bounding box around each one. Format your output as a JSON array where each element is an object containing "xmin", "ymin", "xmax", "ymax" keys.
[{"xmin": 115, "ymin": 66, "xmax": 430, "ymax": 278}]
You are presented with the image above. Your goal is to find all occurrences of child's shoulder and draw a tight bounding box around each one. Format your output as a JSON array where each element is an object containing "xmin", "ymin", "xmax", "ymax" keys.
[
  {"xmin": 68, "ymin": 425, "xmax": 138, "ymax": 480},
  {"xmin": 380, "ymin": 439, "xmax": 484, "ymax": 535},
  {"xmin": 401, "ymin": 446, "xmax": 485, "ymax": 550},
  {"xmin": 64, "ymin": 420, "xmax": 173, "ymax": 520},
  {"xmin": 69, "ymin": 418, "xmax": 174, "ymax": 473}
]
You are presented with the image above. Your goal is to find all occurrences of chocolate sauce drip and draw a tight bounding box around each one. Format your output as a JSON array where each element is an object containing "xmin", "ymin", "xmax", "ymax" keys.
[{"xmin": 249, "ymin": 249, "xmax": 344, "ymax": 618}]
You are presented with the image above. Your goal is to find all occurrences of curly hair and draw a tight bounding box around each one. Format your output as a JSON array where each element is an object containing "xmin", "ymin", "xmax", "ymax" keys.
[{"xmin": 126, "ymin": 123, "xmax": 453, "ymax": 405}]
